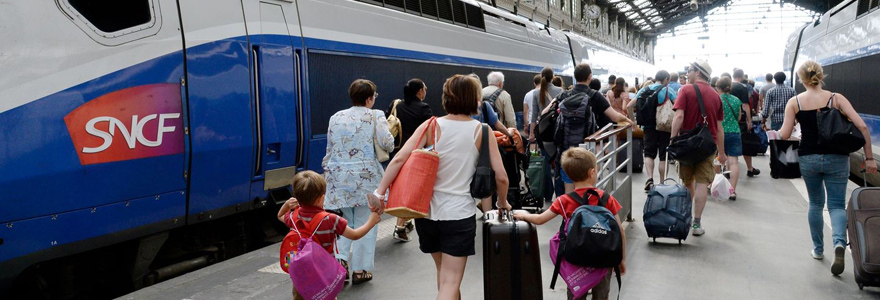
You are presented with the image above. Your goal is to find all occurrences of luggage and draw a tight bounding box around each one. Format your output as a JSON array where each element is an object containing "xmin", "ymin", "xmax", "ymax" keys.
[
  {"xmin": 559, "ymin": 190, "xmax": 623, "ymax": 268},
  {"xmin": 847, "ymin": 186, "xmax": 880, "ymax": 290},
  {"xmin": 754, "ymin": 125, "xmax": 769, "ymax": 154},
  {"xmin": 617, "ymin": 138, "xmax": 644, "ymax": 173},
  {"xmin": 527, "ymin": 153, "xmax": 546, "ymax": 202},
  {"xmin": 494, "ymin": 150, "xmax": 543, "ymax": 213},
  {"xmin": 483, "ymin": 210, "xmax": 543, "ymax": 300},
  {"xmin": 555, "ymin": 90, "xmax": 598, "ymax": 150},
  {"xmin": 769, "ymin": 139, "xmax": 801, "ymax": 179},
  {"xmin": 643, "ymin": 178, "xmax": 692, "ymax": 243},
  {"xmin": 741, "ymin": 130, "xmax": 762, "ymax": 156},
  {"xmin": 667, "ymin": 84, "xmax": 716, "ymax": 165}
]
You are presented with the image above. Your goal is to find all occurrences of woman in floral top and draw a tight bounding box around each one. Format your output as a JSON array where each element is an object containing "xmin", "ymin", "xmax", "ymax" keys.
[
  {"xmin": 716, "ymin": 77, "xmax": 751, "ymax": 200},
  {"xmin": 322, "ymin": 79, "xmax": 395, "ymax": 283}
]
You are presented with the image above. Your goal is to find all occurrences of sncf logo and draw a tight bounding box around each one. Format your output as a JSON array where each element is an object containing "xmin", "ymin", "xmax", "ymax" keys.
[{"xmin": 64, "ymin": 84, "xmax": 184, "ymax": 165}]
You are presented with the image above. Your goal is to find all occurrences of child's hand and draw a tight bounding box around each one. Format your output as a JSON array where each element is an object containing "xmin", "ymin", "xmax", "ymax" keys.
[
  {"xmin": 368, "ymin": 211, "xmax": 381, "ymax": 225},
  {"xmin": 285, "ymin": 197, "xmax": 299, "ymax": 210},
  {"xmin": 512, "ymin": 211, "xmax": 529, "ymax": 222}
]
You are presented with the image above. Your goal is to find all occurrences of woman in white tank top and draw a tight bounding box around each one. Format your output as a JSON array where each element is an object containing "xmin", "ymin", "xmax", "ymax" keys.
[{"xmin": 372, "ymin": 75, "xmax": 509, "ymax": 300}]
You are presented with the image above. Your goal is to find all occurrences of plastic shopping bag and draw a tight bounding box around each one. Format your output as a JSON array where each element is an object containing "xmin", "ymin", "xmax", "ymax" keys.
[{"xmin": 711, "ymin": 173, "xmax": 732, "ymax": 200}]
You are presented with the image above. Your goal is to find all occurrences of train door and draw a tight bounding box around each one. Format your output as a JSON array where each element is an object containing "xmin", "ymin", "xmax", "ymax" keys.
[
  {"xmin": 241, "ymin": 0, "xmax": 304, "ymax": 200},
  {"xmin": 179, "ymin": 0, "xmax": 255, "ymax": 223}
]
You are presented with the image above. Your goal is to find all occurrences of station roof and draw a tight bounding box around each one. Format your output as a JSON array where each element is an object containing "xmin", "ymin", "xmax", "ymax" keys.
[{"xmin": 596, "ymin": 0, "xmax": 838, "ymax": 38}]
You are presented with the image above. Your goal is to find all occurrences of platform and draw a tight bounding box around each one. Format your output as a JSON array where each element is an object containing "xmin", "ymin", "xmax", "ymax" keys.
[{"xmin": 117, "ymin": 155, "xmax": 880, "ymax": 300}]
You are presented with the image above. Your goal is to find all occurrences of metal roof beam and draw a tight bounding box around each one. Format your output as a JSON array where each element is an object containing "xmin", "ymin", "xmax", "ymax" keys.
[{"xmin": 625, "ymin": 0, "xmax": 656, "ymax": 29}]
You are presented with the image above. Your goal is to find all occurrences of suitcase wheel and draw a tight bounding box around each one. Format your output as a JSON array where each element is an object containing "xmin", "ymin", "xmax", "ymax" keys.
[
  {"xmin": 859, "ymin": 283, "xmax": 864, "ymax": 290},
  {"xmin": 678, "ymin": 239, "xmax": 682, "ymax": 244},
  {"xmin": 652, "ymin": 238, "xmax": 656, "ymax": 243}
]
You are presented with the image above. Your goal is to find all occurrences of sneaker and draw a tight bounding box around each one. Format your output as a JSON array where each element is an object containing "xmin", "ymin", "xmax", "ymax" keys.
[
  {"xmin": 747, "ymin": 168, "xmax": 761, "ymax": 177},
  {"xmin": 392, "ymin": 226, "xmax": 412, "ymax": 242},
  {"xmin": 831, "ymin": 245, "xmax": 845, "ymax": 275},
  {"xmin": 811, "ymin": 250, "xmax": 824, "ymax": 260},
  {"xmin": 644, "ymin": 178, "xmax": 654, "ymax": 192},
  {"xmin": 403, "ymin": 219, "xmax": 415, "ymax": 233},
  {"xmin": 692, "ymin": 223, "xmax": 705, "ymax": 236}
]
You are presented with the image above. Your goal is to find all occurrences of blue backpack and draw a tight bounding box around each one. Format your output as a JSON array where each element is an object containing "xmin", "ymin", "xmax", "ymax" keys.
[
  {"xmin": 559, "ymin": 189, "xmax": 623, "ymax": 268},
  {"xmin": 554, "ymin": 89, "xmax": 598, "ymax": 151}
]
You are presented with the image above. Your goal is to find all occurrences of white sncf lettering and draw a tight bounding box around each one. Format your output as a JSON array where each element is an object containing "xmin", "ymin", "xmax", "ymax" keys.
[{"xmin": 82, "ymin": 113, "xmax": 181, "ymax": 153}]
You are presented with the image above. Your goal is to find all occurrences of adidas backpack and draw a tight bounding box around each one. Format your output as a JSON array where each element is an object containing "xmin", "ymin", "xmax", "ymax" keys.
[
  {"xmin": 560, "ymin": 189, "xmax": 623, "ymax": 268},
  {"xmin": 553, "ymin": 89, "xmax": 598, "ymax": 150}
]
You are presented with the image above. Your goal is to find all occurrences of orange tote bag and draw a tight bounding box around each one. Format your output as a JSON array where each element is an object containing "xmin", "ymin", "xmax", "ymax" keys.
[{"xmin": 385, "ymin": 117, "xmax": 440, "ymax": 219}]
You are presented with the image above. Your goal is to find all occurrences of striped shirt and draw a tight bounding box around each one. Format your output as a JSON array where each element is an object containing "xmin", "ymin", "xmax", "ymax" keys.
[
  {"xmin": 284, "ymin": 205, "xmax": 348, "ymax": 253},
  {"xmin": 763, "ymin": 85, "xmax": 796, "ymax": 125}
]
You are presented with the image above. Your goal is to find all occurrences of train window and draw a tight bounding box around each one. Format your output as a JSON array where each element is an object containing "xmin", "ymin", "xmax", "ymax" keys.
[
  {"xmin": 384, "ymin": 0, "xmax": 405, "ymax": 11},
  {"xmin": 421, "ymin": 0, "xmax": 439, "ymax": 19},
  {"xmin": 465, "ymin": 3, "xmax": 485, "ymax": 30},
  {"xmin": 451, "ymin": 0, "xmax": 467, "ymax": 26},
  {"xmin": 438, "ymin": 0, "xmax": 454, "ymax": 23},
  {"xmin": 68, "ymin": 0, "xmax": 152, "ymax": 33},
  {"xmin": 405, "ymin": 0, "xmax": 421, "ymax": 15}
]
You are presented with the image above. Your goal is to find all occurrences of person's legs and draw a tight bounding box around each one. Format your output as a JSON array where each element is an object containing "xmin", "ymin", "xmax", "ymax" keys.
[
  {"xmin": 824, "ymin": 155, "xmax": 850, "ymax": 275},
  {"xmin": 335, "ymin": 207, "xmax": 355, "ymax": 263},
  {"xmin": 727, "ymin": 156, "xmax": 740, "ymax": 192},
  {"xmin": 590, "ymin": 269, "xmax": 612, "ymax": 300},
  {"xmin": 436, "ymin": 254, "xmax": 467, "ymax": 300},
  {"xmin": 430, "ymin": 252, "xmax": 443, "ymax": 290},
  {"xmin": 799, "ymin": 155, "xmax": 826, "ymax": 256},
  {"xmin": 657, "ymin": 131, "xmax": 671, "ymax": 180},
  {"xmin": 643, "ymin": 127, "xmax": 659, "ymax": 190},
  {"xmin": 350, "ymin": 205, "xmax": 377, "ymax": 273},
  {"xmin": 692, "ymin": 156, "xmax": 714, "ymax": 235}
]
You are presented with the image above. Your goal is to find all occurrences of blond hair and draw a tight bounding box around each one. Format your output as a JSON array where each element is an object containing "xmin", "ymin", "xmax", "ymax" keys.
[
  {"xmin": 798, "ymin": 60, "xmax": 825, "ymax": 87},
  {"xmin": 292, "ymin": 171, "xmax": 326, "ymax": 206},
  {"xmin": 561, "ymin": 147, "xmax": 597, "ymax": 182}
]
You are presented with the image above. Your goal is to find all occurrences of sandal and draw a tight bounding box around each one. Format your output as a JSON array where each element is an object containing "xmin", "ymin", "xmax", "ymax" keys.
[
  {"xmin": 729, "ymin": 192, "xmax": 737, "ymax": 201},
  {"xmin": 338, "ymin": 259, "xmax": 349, "ymax": 281},
  {"xmin": 351, "ymin": 271, "xmax": 373, "ymax": 284}
]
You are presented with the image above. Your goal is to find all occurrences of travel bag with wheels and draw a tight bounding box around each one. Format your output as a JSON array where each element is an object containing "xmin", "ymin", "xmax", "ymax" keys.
[
  {"xmin": 643, "ymin": 156, "xmax": 692, "ymax": 243},
  {"xmin": 483, "ymin": 210, "xmax": 543, "ymax": 300},
  {"xmin": 848, "ymin": 173, "xmax": 880, "ymax": 290},
  {"xmin": 617, "ymin": 138, "xmax": 644, "ymax": 173},
  {"xmin": 527, "ymin": 152, "xmax": 546, "ymax": 202}
]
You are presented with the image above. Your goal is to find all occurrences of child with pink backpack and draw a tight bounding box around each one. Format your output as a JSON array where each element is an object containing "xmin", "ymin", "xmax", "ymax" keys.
[{"xmin": 277, "ymin": 171, "xmax": 381, "ymax": 300}]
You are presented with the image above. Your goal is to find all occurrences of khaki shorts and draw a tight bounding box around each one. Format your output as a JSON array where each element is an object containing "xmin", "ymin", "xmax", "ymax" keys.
[{"xmin": 678, "ymin": 154, "xmax": 715, "ymax": 184}]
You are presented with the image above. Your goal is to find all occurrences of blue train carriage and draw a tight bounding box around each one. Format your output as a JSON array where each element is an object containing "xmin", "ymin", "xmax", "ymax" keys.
[
  {"xmin": 0, "ymin": 0, "xmax": 649, "ymax": 297},
  {"xmin": 784, "ymin": 0, "xmax": 880, "ymax": 186}
]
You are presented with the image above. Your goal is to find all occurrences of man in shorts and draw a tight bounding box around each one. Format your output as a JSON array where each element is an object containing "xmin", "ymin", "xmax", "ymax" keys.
[{"xmin": 672, "ymin": 59, "xmax": 726, "ymax": 236}]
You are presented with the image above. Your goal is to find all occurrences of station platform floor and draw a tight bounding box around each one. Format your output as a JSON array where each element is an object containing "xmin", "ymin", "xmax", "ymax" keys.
[{"xmin": 117, "ymin": 155, "xmax": 880, "ymax": 300}]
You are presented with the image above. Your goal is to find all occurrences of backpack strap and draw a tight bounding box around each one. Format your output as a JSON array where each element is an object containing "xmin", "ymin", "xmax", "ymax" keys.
[
  {"xmin": 481, "ymin": 101, "xmax": 491, "ymax": 124},
  {"xmin": 487, "ymin": 88, "xmax": 503, "ymax": 104},
  {"xmin": 291, "ymin": 209, "xmax": 331, "ymax": 241},
  {"xmin": 390, "ymin": 99, "xmax": 401, "ymax": 117}
]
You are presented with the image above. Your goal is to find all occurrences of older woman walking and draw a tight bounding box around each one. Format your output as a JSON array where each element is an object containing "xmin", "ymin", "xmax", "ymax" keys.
[
  {"xmin": 372, "ymin": 74, "xmax": 510, "ymax": 300},
  {"xmin": 776, "ymin": 60, "xmax": 877, "ymax": 275},
  {"xmin": 323, "ymin": 79, "xmax": 395, "ymax": 284}
]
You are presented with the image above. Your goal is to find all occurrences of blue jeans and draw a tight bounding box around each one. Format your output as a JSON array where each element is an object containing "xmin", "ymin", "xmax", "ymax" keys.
[
  {"xmin": 771, "ymin": 120, "xmax": 783, "ymax": 131},
  {"xmin": 336, "ymin": 205, "xmax": 377, "ymax": 271},
  {"xmin": 540, "ymin": 146, "xmax": 557, "ymax": 200},
  {"xmin": 798, "ymin": 154, "xmax": 849, "ymax": 254}
]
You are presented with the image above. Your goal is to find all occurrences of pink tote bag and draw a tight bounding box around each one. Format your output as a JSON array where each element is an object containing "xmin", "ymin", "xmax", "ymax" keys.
[
  {"xmin": 289, "ymin": 228, "xmax": 345, "ymax": 300},
  {"xmin": 550, "ymin": 220, "xmax": 610, "ymax": 298}
]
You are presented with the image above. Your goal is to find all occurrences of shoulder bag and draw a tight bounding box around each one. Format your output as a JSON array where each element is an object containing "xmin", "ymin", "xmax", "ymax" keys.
[
  {"xmin": 655, "ymin": 86, "xmax": 674, "ymax": 132},
  {"xmin": 387, "ymin": 99, "xmax": 403, "ymax": 148},
  {"xmin": 372, "ymin": 111, "xmax": 390, "ymax": 163},
  {"xmin": 667, "ymin": 84, "xmax": 718, "ymax": 165},
  {"xmin": 385, "ymin": 117, "xmax": 440, "ymax": 219},
  {"xmin": 470, "ymin": 124, "xmax": 496, "ymax": 199},
  {"xmin": 817, "ymin": 94, "xmax": 865, "ymax": 153}
]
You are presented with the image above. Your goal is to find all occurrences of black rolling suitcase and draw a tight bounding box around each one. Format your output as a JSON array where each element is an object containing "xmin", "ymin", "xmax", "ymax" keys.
[
  {"xmin": 769, "ymin": 139, "xmax": 801, "ymax": 179},
  {"xmin": 848, "ymin": 186, "xmax": 880, "ymax": 290},
  {"xmin": 483, "ymin": 210, "xmax": 543, "ymax": 300},
  {"xmin": 617, "ymin": 138, "xmax": 644, "ymax": 173}
]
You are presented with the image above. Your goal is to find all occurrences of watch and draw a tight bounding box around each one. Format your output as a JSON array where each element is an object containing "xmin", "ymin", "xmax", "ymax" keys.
[{"xmin": 586, "ymin": 5, "xmax": 601, "ymax": 20}]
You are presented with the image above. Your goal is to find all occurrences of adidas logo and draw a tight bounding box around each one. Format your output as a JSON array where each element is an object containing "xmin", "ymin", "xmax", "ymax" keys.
[{"xmin": 591, "ymin": 222, "xmax": 604, "ymax": 229}]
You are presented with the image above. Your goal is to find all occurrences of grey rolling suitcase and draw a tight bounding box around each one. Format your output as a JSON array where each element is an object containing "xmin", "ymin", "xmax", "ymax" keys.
[
  {"xmin": 643, "ymin": 178, "xmax": 692, "ymax": 243},
  {"xmin": 483, "ymin": 210, "xmax": 543, "ymax": 300},
  {"xmin": 848, "ymin": 186, "xmax": 880, "ymax": 290}
]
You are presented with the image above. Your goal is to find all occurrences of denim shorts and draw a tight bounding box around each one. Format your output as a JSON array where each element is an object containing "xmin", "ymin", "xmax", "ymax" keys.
[
  {"xmin": 560, "ymin": 166, "xmax": 573, "ymax": 184},
  {"xmin": 724, "ymin": 132, "xmax": 743, "ymax": 157}
]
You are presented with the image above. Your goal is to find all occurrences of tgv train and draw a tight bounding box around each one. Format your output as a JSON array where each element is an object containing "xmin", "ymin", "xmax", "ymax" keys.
[
  {"xmin": 0, "ymin": 0, "xmax": 650, "ymax": 297},
  {"xmin": 783, "ymin": 0, "xmax": 880, "ymax": 186}
]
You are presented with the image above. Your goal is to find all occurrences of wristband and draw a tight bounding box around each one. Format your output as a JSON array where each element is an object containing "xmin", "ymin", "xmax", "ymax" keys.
[{"xmin": 866, "ymin": 158, "xmax": 874, "ymax": 161}]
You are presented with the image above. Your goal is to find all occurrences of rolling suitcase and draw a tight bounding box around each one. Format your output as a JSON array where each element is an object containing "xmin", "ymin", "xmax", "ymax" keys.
[
  {"xmin": 527, "ymin": 153, "xmax": 546, "ymax": 202},
  {"xmin": 643, "ymin": 157, "xmax": 692, "ymax": 243},
  {"xmin": 848, "ymin": 185, "xmax": 880, "ymax": 290},
  {"xmin": 617, "ymin": 138, "xmax": 644, "ymax": 173},
  {"xmin": 483, "ymin": 210, "xmax": 543, "ymax": 300}
]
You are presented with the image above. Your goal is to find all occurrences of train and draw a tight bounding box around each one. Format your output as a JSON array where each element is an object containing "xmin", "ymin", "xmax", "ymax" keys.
[
  {"xmin": 783, "ymin": 0, "xmax": 880, "ymax": 186},
  {"xmin": 0, "ymin": 0, "xmax": 651, "ymax": 298}
]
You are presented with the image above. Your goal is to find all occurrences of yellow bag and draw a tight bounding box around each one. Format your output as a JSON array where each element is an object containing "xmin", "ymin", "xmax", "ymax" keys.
[{"xmin": 387, "ymin": 99, "xmax": 402, "ymax": 144}]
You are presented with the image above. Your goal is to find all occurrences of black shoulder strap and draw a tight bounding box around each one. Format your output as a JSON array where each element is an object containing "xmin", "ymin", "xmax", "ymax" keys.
[
  {"xmin": 692, "ymin": 83, "xmax": 708, "ymax": 125},
  {"xmin": 566, "ymin": 191, "xmax": 585, "ymax": 205},
  {"xmin": 481, "ymin": 102, "xmax": 490, "ymax": 124},
  {"xmin": 477, "ymin": 124, "xmax": 491, "ymax": 167},
  {"xmin": 487, "ymin": 88, "xmax": 503, "ymax": 103},
  {"xmin": 584, "ymin": 188, "xmax": 609, "ymax": 207}
]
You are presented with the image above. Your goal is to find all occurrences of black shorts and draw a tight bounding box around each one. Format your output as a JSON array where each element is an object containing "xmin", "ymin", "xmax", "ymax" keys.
[
  {"xmin": 644, "ymin": 127, "xmax": 671, "ymax": 160},
  {"xmin": 414, "ymin": 216, "xmax": 477, "ymax": 257}
]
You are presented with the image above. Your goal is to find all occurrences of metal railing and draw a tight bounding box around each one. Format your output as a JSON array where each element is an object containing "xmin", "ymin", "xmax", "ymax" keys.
[{"xmin": 579, "ymin": 123, "xmax": 634, "ymax": 221}]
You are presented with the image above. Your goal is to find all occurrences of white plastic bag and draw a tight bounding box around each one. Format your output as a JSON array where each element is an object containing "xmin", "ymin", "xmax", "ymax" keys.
[{"xmin": 711, "ymin": 174, "xmax": 732, "ymax": 200}]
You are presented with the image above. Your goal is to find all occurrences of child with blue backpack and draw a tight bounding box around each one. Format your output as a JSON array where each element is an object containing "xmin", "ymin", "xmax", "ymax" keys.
[{"xmin": 514, "ymin": 147, "xmax": 627, "ymax": 300}]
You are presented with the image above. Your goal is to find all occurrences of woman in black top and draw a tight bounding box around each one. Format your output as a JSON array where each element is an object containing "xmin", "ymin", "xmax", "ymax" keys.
[
  {"xmin": 777, "ymin": 60, "xmax": 876, "ymax": 275},
  {"xmin": 385, "ymin": 78, "xmax": 433, "ymax": 242}
]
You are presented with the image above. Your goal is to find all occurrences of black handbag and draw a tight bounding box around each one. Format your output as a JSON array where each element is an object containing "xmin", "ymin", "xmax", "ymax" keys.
[
  {"xmin": 817, "ymin": 94, "xmax": 865, "ymax": 153},
  {"xmin": 668, "ymin": 84, "xmax": 718, "ymax": 165},
  {"xmin": 470, "ymin": 124, "xmax": 496, "ymax": 198}
]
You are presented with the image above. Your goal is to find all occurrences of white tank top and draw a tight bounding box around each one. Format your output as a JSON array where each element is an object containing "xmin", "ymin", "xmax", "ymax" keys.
[{"xmin": 430, "ymin": 118, "xmax": 481, "ymax": 221}]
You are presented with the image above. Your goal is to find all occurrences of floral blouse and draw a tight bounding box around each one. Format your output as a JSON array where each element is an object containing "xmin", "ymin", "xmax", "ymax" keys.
[{"xmin": 322, "ymin": 106, "xmax": 395, "ymax": 210}]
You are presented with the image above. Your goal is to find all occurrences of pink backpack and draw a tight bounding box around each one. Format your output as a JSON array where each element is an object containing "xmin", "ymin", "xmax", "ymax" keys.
[{"xmin": 288, "ymin": 216, "xmax": 345, "ymax": 300}]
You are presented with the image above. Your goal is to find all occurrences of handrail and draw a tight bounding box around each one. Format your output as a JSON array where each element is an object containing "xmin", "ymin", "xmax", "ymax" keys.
[
  {"xmin": 583, "ymin": 123, "xmax": 613, "ymax": 142},
  {"xmin": 586, "ymin": 124, "xmax": 631, "ymax": 142},
  {"xmin": 578, "ymin": 123, "xmax": 634, "ymax": 221}
]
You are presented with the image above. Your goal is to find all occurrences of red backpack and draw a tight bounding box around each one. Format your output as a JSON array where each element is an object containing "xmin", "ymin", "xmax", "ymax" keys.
[{"xmin": 279, "ymin": 208, "xmax": 331, "ymax": 273}]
